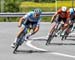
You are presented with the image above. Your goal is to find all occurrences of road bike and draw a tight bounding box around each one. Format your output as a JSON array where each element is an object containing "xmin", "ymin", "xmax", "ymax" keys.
[
  {"xmin": 13, "ymin": 24, "xmax": 32, "ymax": 54},
  {"xmin": 46, "ymin": 22, "xmax": 61, "ymax": 45}
]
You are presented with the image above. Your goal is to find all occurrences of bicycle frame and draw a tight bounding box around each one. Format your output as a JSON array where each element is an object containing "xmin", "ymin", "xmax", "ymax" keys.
[{"xmin": 13, "ymin": 24, "xmax": 33, "ymax": 54}]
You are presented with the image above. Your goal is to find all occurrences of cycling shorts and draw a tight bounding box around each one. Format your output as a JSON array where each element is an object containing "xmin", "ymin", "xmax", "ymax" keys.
[{"xmin": 22, "ymin": 20, "xmax": 38, "ymax": 29}]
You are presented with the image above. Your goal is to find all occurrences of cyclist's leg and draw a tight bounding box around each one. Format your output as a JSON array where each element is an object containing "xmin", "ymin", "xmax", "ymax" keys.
[
  {"xmin": 55, "ymin": 15, "xmax": 63, "ymax": 36},
  {"xmin": 29, "ymin": 23, "xmax": 39, "ymax": 36},
  {"xmin": 32, "ymin": 25, "xmax": 39, "ymax": 35},
  {"xmin": 60, "ymin": 18, "xmax": 69, "ymax": 35},
  {"xmin": 24, "ymin": 22, "xmax": 39, "ymax": 40},
  {"xmin": 65, "ymin": 18, "xmax": 74, "ymax": 34},
  {"xmin": 11, "ymin": 24, "xmax": 25, "ymax": 48},
  {"xmin": 50, "ymin": 15, "xmax": 59, "ymax": 34},
  {"xmin": 70, "ymin": 17, "xmax": 75, "ymax": 32}
]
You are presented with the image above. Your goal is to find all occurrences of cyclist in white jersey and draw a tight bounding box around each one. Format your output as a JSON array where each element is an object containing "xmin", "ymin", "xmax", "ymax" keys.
[{"xmin": 11, "ymin": 9, "xmax": 42, "ymax": 48}]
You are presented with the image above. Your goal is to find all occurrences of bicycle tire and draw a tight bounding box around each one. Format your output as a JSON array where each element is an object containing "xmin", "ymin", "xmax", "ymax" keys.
[
  {"xmin": 46, "ymin": 23, "xmax": 58, "ymax": 45},
  {"xmin": 61, "ymin": 35, "xmax": 65, "ymax": 40},
  {"xmin": 46, "ymin": 35, "xmax": 53, "ymax": 45},
  {"xmin": 13, "ymin": 43, "xmax": 19, "ymax": 54}
]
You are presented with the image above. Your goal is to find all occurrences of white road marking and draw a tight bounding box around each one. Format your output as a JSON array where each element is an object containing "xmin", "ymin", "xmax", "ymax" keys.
[
  {"xmin": 26, "ymin": 40, "xmax": 47, "ymax": 51},
  {"xmin": 31, "ymin": 36, "xmax": 48, "ymax": 40},
  {"xmin": 50, "ymin": 52, "xmax": 75, "ymax": 59},
  {"xmin": 26, "ymin": 36, "xmax": 75, "ymax": 59}
]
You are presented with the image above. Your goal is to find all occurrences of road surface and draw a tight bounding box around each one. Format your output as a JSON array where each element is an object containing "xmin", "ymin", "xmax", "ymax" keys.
[{"xmin": 0, "ymin": 22, "xmax": 75, "ymax": 60}]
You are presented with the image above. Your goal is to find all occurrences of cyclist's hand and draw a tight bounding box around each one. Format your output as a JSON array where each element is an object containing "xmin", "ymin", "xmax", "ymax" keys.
[
  {"xmin": 61, "ymin": 21, "xmax": 64, "ymax": 24},
  {"xmin": 18, "ymin": 24, "xmax": 21, "ymax": 27},
  {"xmin": 51, "ymin": 19, "xmax": 54, "ymax": 23},
  {"xmin": 69, "ymin": 20, "xmax": 71, "ymax": 24},
  {"xmin": 64, "ymin": 23, "xmax": 68, "ymax": 27}
]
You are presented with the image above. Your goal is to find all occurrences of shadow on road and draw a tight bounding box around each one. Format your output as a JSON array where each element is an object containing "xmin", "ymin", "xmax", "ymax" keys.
[
  {"xmin": 30, "ymin": 39, "xmax": 47, "ymax": 41},
  {"xmin": 49, "ymin": 43, "xmax": 75, "ymax": 45},
  {"xmin": 66, "ymin": 38, "xmax": 75, "ymax": 41},
  {"xmin": 15, "ymin": 50, "xmax": 49, "ymax": 54}
]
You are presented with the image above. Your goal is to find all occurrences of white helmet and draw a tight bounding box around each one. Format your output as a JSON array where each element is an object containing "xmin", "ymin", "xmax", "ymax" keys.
[{"xmin": 61, "ymin": 6, "xmax": 67, "ymax": 12}]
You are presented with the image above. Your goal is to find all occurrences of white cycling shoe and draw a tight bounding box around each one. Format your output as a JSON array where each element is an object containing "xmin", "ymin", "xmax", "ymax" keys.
[
  {"xmin": 11, "ymin": 42, "xmax": 16, "ymax": 48},
  {"xmin": 11, "ymin": 38, "xmax": 17, "ymax": 48}
]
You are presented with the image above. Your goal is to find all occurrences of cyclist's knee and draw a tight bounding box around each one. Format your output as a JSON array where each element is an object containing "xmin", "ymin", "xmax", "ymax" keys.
[
  {"xmin": 55, "ymin": 15, "xmax": 60, "ymax": 22},
  {"xmin": 17, "ymin": 27, "xmax": 24, "ymax": 38}
]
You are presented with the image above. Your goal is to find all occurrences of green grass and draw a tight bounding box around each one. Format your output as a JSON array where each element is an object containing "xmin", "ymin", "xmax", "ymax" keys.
[
  {"xmin": 42, "ymin": 16, "xmax": 52, "ymax": 22},
  {"xmin": 20, "ymin": 2, "xmax": 55, "ymax": 12},
  {"xmin": 20, "ymin": 1, "xmax": 74, "ymax": 8},
  {"xmin": 0, "ymin": 17, "xmax": 19, "ymax": 22},
  {"xmin": 20, "ymin": 2, "xmax": 54, "ymax": 8},
  {"xmin": 20, "ymin": 1, "xmax": 75, "ymax": 12}
]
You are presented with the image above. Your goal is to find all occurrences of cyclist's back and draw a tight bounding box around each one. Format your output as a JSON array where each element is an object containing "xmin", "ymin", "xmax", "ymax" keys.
[
  {"xmin": 22, "ymin": 11, "xmax": 41, "ymax": 24},
  {"xmin": 57, "ymin": 9, "xmax": 69, "ymax": 19}
]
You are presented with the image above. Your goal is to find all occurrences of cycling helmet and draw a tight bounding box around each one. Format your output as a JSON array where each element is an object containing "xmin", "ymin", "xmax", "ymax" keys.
[
  {"xmin": 34, "ymin": 8, "xmax": 42, "ymax": 14},
  {"xmin": 61, "ymin": 6, "xmax": 67, "ymax": 12},
  {"xmin": 69, "ymin": 8, "xmax": 74, "ymax": 14}
]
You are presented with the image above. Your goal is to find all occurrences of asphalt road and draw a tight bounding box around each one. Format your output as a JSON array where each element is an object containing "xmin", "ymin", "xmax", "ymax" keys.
[{"xmin": 0, "ymin": 22, "xmax": 75, "ymax": 60}]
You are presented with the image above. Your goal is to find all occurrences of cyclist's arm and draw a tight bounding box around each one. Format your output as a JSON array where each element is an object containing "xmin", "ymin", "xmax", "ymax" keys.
[
  {"xmin": 37, "ymin": 18, "xmax": 41, "ymax": 27},
  {"xmin": 18, "ymin": 17, "xmax": 24, "ymax": 27},
  {"xmin": 66, "ymin": 12, "xmax": 71, "ymax": 24},
  {"xmin": 18, "ymin": 13, "xmax": 31, "ymax": 27},
  {"xmin": 51, "ymin": 12, "xmax": 57, "ymax": 23},
  {"xmin": 18, "ymin": 15, "xmax": 27, "ymax": 27}
]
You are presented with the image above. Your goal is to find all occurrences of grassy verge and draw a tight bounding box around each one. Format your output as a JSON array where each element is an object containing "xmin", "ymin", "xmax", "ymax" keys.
[
  {"xmin": 0, "ymin": 17, "xmax": 19, "ymax": 22},
  {"xmin": 0, "ymin": 16, "xmax": 52, "ymax": 22},
  {"xmin": 20, "ymin": 1, "xmax": 75, "ymax": 12}
]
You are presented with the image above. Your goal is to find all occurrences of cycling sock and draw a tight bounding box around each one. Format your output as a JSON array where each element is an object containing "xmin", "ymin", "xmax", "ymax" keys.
[
  {"xmin": 13, "ymin": 37, "xmax": 18, "ymax": 43},
  {"xmin": 47, "ymin": 33, "xmax": 50, "ymax": 37}
]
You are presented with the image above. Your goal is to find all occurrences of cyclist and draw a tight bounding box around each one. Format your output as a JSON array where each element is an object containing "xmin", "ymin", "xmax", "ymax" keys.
[
  {"xmin": 11, "ymin": 8, "xmax": 42, "ymax": 48},
  {"xmin": 68, "ymin": 8, "xmax": 75, "ymax": 32},
  {"xmin": 50, "ymin": 6, "xmax": 70, "ymax": 36}
]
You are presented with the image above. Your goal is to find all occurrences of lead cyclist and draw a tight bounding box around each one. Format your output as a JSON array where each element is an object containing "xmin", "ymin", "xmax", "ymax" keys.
[{"xmin": 11, "ymin": 8, "xmax": 42, "ymax": 48}]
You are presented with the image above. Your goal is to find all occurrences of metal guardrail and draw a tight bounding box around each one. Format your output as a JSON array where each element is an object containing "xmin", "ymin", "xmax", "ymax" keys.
[{"xmin": 0, "ymin": 12, "xmax": 55, "ymax": 17}]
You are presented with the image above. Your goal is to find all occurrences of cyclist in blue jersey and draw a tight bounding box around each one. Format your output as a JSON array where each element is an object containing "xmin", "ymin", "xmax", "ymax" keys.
[
  {"xmin": 69, "ymin": 8, "xmax": 75, "ymax": 32},
  {"xmin": 11, "ymin": 8, "xmax": 42, "ymax": 48}
]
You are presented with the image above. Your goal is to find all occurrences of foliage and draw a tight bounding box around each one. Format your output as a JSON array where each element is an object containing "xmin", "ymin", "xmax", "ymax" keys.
[
  {"xmin": 20, "ymin": 1, "xmax": 75, "ymax": 12},
  {"xmin": 0, "ymin": 0, "xmax": 20, "ymax": 12},
  {"xmin": 5, "ymin": 2, "xmax": 20, "ymax": 12}
]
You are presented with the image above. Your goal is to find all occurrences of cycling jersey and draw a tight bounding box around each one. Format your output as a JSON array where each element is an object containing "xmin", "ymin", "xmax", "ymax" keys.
[
  {"xmin": 22, "ymin": 11, "xmax": 41, "ymax": 26},
  {"xmin": 68, "ymin": 10, "xmax": 75, "ymax": 21},
  {"xmin": 56, "ymin": 9, "xmax": 70, "ymax": 19}
]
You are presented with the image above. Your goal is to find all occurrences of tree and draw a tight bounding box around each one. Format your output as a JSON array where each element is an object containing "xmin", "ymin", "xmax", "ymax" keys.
[
  {"xmin": 4, "ymin": 0, "xmax": 20, "ymax": 12},
  {"xmin": 33, "ymin": 0, "xmax": 40, "ymax": 2}
]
